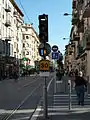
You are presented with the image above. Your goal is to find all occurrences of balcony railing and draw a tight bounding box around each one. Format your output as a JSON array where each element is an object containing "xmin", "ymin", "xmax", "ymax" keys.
[
  {"xmin": 72, "ymin": 13, "xmax": 79, "ymax": 25},
  {"xmin": 82, "ymin": 1, "xmax": 90, "ymax": 18},
  {"xmin": 72, "ymin": 0, "xmax": 76, "ymax": 9},
  {"xmin": 73, "ymin": 33, "xmax": 80, "ymax": 41},
  {"xmin": 78, "ymin": 0, "xmax": 84, "ymax": 4},
  {"xmin": 77, "ymin": 45, "xmax": 84, "ymax": 56},
  {"xmin": 77, "ymin": 19, "xmax": 84, "ymax": 33},
  {"xmin": 13, "ymin": 11, "xmax": 18, "ymax": 17},
  {"xmin": 5, "ymin": 7, "xmax": 11, "ymax": 12},
  {"xmin": 85, "ymin": 34, "xmax": 90, "ymax": 50},
  {"xmin": 5, "ymin": 20, "xmax": 11, "ymax": 27}
]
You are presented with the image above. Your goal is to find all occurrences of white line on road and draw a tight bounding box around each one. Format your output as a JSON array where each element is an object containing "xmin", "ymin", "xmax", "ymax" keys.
[
  {"xmin": 54, "ymin": 94, "xmax": 90, "ymax": 97},
  {"xmin": 0, "ymin": 109, "xmax": 34, "ymax": 114},
  {"xmin": 5, "ymin": 83, "xmax": 42, "ymax": 120},
  {"xmin": 47, "ymin": 77, "xmax": 55, "ymax": 91},
  {"xmin": 53, "ymin": 99, "xmax": 90, "ymax": 102},
  {"xmin": 18, "ymin": 79, "xmax": 38, "ymax": 91},
  {"xmin": 30, "ymin": 76, "xmax": 55, "ymax": 120}
]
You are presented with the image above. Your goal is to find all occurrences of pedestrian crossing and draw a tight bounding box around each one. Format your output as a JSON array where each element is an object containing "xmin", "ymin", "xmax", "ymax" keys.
[
  {"xmin": 47, "ymin": 93, "xmax": 90, "ymax": 116},
  {"xmin": 53, "ymin": 94, "xmax": 90, "ymax": 107}
]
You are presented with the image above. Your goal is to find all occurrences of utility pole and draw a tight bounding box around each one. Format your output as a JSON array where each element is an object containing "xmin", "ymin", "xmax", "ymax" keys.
[{"xmin": 39, "ymin": 14, "xmax": 49, "ymax": 119}]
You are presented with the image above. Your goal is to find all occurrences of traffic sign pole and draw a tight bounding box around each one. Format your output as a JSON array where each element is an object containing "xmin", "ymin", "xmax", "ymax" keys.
[
  {"xmin": 43, "ymin": 42, "xmax": 48, "ymax": 119},
  {"xmin": 38, "ymin": 14, "xmax": 50, "ymax": 119}
]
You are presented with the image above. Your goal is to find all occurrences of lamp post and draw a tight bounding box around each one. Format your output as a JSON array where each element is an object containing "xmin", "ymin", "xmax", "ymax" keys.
[
  {"xmin": 63, "ymin": 13, "xmax": 72, "ymax": 16},
  {"xmin": 63, "ymin": 37, "xmax": 70, "ymax": 40}
]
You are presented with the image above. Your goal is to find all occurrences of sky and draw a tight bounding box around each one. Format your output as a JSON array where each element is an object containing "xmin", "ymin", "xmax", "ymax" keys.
[{"xmin": 15, "ymin": 0, "xmax": 72, "ymax": 54}]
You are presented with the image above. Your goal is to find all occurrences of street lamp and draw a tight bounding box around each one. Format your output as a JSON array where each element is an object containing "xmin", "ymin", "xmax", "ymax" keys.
[
  {"xmin": 63, "ymin": 13, "xmax": 72, "ymax": 16},
  {"xmin": 63, "ymin": 37, "xmax": 70, "ymax": 40}
]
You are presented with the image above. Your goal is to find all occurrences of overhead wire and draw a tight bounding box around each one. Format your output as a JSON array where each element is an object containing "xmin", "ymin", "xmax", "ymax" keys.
[{"xmin": 18, "ymin": 0, "xmax": 33, "ymax": 25}]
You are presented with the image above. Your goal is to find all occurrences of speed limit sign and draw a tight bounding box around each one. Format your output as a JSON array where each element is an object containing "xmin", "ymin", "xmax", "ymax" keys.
[{"xmin": 40, "ymin": 60, "xmax": 50, "ymax": 71}]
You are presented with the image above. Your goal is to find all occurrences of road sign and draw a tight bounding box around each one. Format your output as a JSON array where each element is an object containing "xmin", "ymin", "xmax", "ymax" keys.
[
  {"xmin": 38, "ymin": 43, "xmax": 51, "ymax": 56},
  {"xmin": 52, "ymin": 52, "xmax": 59, "ymax": 59},
  {"xmin": 52, "ymin": 45, "xmax": 58, "ymax": 52},
  {"xmin": 40, "ymin": 60, "xmax": 50, "ymax": 71}
]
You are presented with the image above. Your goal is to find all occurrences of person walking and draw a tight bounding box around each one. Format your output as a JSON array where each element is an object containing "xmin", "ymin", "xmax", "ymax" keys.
[
  {"xmin": 74, "ymin": 71, "xmax": 87, "ymax": 106},
  {"xmin": 13, "ymin": 64, "xmax": 19, "ymax": 82}
]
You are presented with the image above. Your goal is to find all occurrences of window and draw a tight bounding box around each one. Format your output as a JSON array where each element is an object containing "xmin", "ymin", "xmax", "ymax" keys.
[
  {"xmin": 23, "ymin": 35, "xmax": 25, "ymax": 39},
  {"xmin": 23, "ymin": 43, "xmax": 25, "ymax": 47},
  {"xmin": 2, "ymin": 24, "xmax": 4, "ymax": 36},
  {"xmin": 2, "ymin": 0, "xmax": 4, "ymax": 4},
  {"xmin": 2, "ymin": 9, "xmax": 4, "ymax": 19},
  {"xmin": 25, "ymin": 27, "xmax": 28, "ymax": 31},
  {"xmin": 26, "ymin": 51, "xmax": 29, "ymax": 55},
  {"xmin": 26, "ymin": 35, "xmax": 29, "ymax": 39},
  {"xmin": 14, "ymin": 42, "xmax": 17, "ymax": 48},
  {"xmin": 23, "ymin": 52, "xmax": 25, "ymax": 56},
  {"xmin": 27, "ymin": 43, "xmax": 29, "ymax": 47},
  {"xmin": 30, "ymin": 51, "xmax": 31, "ymax": 55}
]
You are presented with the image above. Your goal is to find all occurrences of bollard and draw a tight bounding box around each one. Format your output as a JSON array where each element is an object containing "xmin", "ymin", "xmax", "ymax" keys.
[
  {"xmin": 54, "ymin": 71, "xmax": 56, "ymax": 93},
  {"xmin": 68, "ymin": 80, "xmax": 71, "ymax": 110}
]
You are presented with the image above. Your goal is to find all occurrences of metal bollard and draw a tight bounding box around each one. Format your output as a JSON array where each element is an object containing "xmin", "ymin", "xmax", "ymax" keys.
[
  {"xmin": 54, "ymin": 71, "xmax": 56, "ymax": 93},
  {"xmin": 68, "ymin": 80, "xmax": 71, "ymax": 110}
]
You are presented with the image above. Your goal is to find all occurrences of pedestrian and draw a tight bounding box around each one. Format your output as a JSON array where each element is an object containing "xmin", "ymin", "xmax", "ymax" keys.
[
  {"xmin": 74, "ymin": 71, "xmax": 88, "ymax": 106},
  {"xmin": 13, "ymin": 64, "xmax": 19, "ymax": 82}
]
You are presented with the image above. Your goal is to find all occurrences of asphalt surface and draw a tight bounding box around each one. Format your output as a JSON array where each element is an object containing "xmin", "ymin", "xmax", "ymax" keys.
[
  {"xmin": 36, "ymin": 75, "xmax": 90, "ymax": 120},
  {"xmin": 0, "ymin": 74, "xmax": 54, "ymax": 120}
]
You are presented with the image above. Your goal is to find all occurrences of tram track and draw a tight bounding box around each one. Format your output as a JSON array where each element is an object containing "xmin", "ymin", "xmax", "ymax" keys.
[{"xmin": 0, "ymin": 83, "xmax": 42, "ymax": 120}]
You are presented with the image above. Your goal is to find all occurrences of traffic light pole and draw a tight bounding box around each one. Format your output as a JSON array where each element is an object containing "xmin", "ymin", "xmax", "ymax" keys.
[{"xmin": 43, "ymin": 42, "xmax": 48, "ymax": 119}]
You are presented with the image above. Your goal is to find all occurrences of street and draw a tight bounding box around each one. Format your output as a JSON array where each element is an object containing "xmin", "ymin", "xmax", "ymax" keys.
[
  {"xmin": 36, "ymin": 75, "xmax": 90, "ymax": 120},
  {"xmin": 0, "ymin": 74, "xmax": 53, "ymax": 120}
]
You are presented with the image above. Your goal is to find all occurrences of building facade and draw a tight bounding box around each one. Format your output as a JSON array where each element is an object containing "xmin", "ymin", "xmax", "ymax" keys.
[
  {"xmin": 0, "ymin": 0, "xmax": 24, "ymax": 78},
  {"xmin": 22, "ymin": 23, "xmax": 41, "ymax": 67},
  {"xmin": 65, "ymin": 0, "xmax": 90, "ymax": 80}
]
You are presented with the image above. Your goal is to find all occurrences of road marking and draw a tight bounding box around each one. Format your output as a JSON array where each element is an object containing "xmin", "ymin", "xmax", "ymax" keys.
[
  {"xmin": 30, "ymin": 76, "xmax": 55, "ymax": 120},
  {"xmin": 31, "ymin": 108, "xmax": 90, "ymax": 117},
  {"xmin": 47, "ymin": 76, "xmax": 55, "ymax": 91},
  {"xmin": 18, "ymin": 79, "xmax": 37, "ymax": 91},
  {"xmin": 12, "ymin": 116, "xmax": 29, "ymax": 120},
  {"xmin": 5, "ymin": 83, "xmax": 42, "ymax": 120},
  {"xmin": 54, "ymin": 94, "xmax": 90, "ymax": 97},
  {"xmin": 30, "ymin": 106, "xmax": 42, "ymax": 120},
  {"xmin": 0, "ymin": 109, "xmax": 34, "ymax": 114},
  {"xmin": 53, "ymin": 99, "xmax": 90, "ymax": 102}
]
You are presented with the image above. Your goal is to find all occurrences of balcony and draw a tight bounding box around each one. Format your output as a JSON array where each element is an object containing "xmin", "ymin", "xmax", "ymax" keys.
[
  {"xmin": 72, "ymin": 0, "xmax": 76, "ymax": 9},
  {"xmin": 5, "ymin": 7, "xmax": 11, "ymax": 12},
  {"xmin": 82, "ymin": 1, "xmax": 90, "ymax": 18},
  {"xmin": 72, "ymin": 13, "xmax": 79, "ymax": 25},
  {"xmin": 13, "ymin": 11, "xmax": 18, "ymax": 17},
  {"xmin": 71, "ymin": 43, "xmax": 75, "ymax": 47},
  {"xmin": 5, "ymin": 20, "xmax": 11, "ymax": 27},
  {"xmin": 85, "ymin": 34, "xmax": 90, "ymax": 50},
  {"xmin": 77, "ymin": 45, "xmax": 84, "ymax": 57},
  {"xmin": 78, "ymin": 0, "xmax": 84, "ymax": 4},
  {"xmin": 68, "ymin": 47, "xmax": 74, "ymax": 55},
  {"xmin": 77, "ymin": 19, "xmax": 84, "ymax": 33},
  {"xmin": 73, "ymin": 33, "xmax": 80, "ymax": 41}
]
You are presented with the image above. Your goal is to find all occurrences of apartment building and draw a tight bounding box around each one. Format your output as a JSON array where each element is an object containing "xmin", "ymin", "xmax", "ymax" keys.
[
  {"xmin": 64, "ymin": 42, "xmax": 75, "ymax": 71},
  {"xmin": 22, "ymin": 23, "xmax": 41, "ymax": 67},
  {"xmin": 0, "ymin": 0, "xmax": 24, "ymax": 77},
  {"xmin": 65, "ymin": 0, "xmax": 90, "ymax": 79}
]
